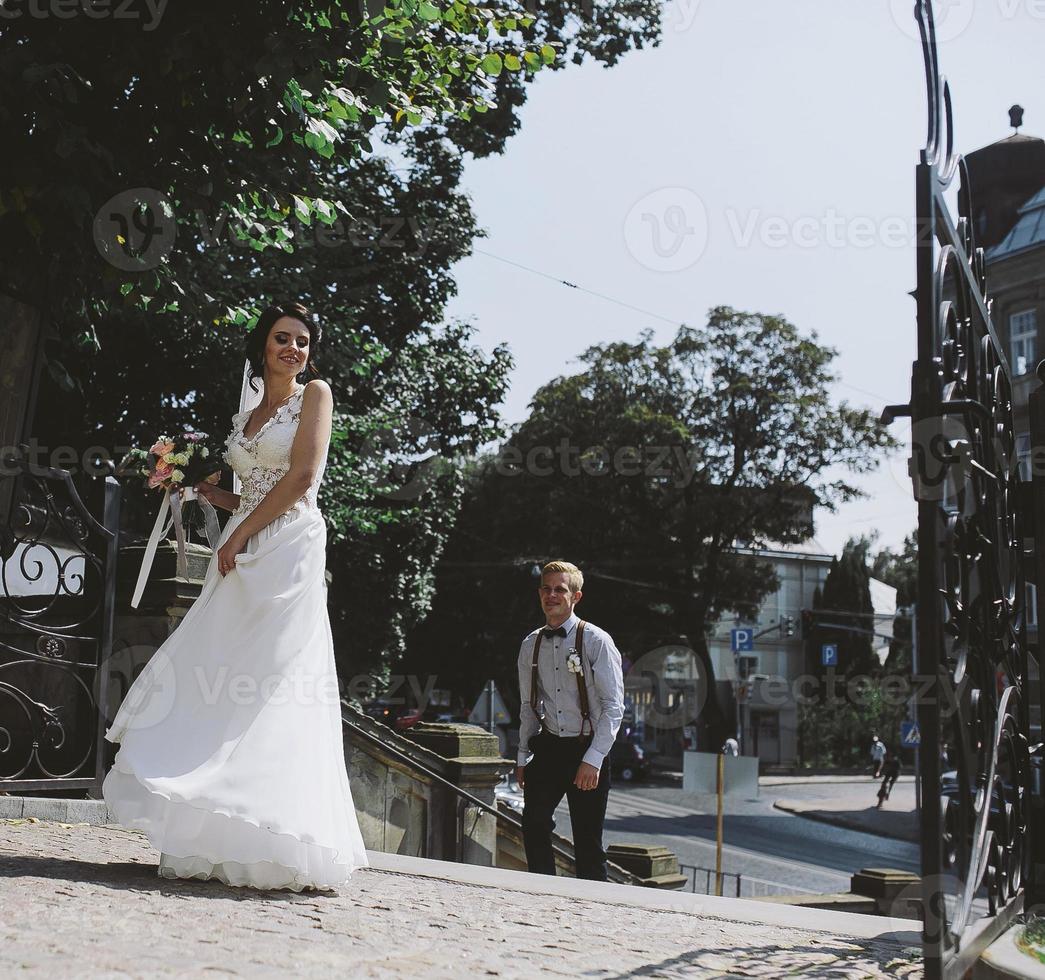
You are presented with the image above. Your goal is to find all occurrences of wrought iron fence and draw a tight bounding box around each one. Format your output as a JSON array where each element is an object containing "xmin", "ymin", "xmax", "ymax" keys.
[
  {"xmin": 680, "ymin": 862, "xmax": 741, "ymax": 897},
  {"xmin": 883, "ymin": 2, "xmax": 1040, "ymax": 974},
  {"xmin": 0, "ymin": 444, "xmax": 120, "ymax": 794},
  {"xmin": 678, "ymin": 862, "xmax": 817, "ymax": 900}
]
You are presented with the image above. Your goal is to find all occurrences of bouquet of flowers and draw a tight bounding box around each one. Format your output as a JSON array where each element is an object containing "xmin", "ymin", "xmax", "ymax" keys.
[
  {"xmin": 126, "ymin": 429, "xmax": 225, "ymax": 608},
  {"xmin": 130, "ymin": 431, "xmax": 223, "ymax": 491}
]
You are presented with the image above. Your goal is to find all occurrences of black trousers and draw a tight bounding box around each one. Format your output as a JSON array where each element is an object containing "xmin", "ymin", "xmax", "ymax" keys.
[{"xmin": 521, "ymin": 729, "xmax": 611, "ymax": 881}]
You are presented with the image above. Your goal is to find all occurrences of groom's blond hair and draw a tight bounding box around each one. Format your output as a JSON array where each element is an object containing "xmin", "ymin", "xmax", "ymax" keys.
[{"xmin": 541, "ymin": 560, "xmax": 583, "ymax": 593}]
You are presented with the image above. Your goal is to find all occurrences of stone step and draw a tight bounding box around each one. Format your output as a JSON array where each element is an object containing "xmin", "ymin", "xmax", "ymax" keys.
[{"xmin": 0, "ymin": 796, "xmax": 112, "ymax": 824}]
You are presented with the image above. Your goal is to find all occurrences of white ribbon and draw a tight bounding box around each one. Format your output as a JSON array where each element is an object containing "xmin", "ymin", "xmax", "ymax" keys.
[
  {"xmin": 131, "ymin": 356, "xmax": 255, "ymax": 609},
  {"xmin": 131, "ymin": 487, "xmax": 173, "ymax": 609},
  {"xmin": 130, "ymin": 485, "xmax": 223, "ymax": 609}
]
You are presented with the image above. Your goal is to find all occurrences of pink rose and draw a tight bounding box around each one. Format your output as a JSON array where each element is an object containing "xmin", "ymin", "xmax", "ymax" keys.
[
  {"xmin": 147, "ymin": 460, "xmax": 173, "ymax": 488},
  {"xmin": 150, "ymin": 438, "xmax": 175, "ymax": 457}
]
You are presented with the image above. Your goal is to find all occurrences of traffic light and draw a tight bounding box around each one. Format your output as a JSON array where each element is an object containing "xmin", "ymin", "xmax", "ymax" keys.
[{"xmin": 782, "ymin": 615, "xmax": 795, "ymax": 638}]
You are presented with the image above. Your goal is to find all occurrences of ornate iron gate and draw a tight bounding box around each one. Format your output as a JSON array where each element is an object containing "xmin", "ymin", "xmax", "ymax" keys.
[
  {"xmin": 0, "ymin": 445, "xmax": 120, "ymax": 794},
  {"xmin": 889, "ymin": 2, "xmax": 1039, "ymax": 974}
]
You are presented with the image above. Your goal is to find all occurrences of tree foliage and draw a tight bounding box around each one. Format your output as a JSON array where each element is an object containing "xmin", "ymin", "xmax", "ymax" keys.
[
  {"xmin": 407, "ymin": 307, "xmax": 895, "ymax": 744},
  {"xmin": 1, "ymin": 0, "xmax": 662, "ymax": 350},
  {"xmin": 11, "ymin": 0, "xmax": 664, "ymax": 678},
  {"xmin": 809, "ymin": 537, "xmax": 879, "ymax": 678}
]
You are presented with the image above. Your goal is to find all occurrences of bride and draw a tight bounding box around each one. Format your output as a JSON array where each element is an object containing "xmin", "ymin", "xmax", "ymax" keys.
[{"xmin": 103, "ymin": 301, "xmax": 369, "ymax": 892}]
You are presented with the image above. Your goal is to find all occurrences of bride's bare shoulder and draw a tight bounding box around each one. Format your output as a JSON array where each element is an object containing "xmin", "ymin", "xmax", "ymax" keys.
[
  {"xmin": 300, "ymin": 379, "xmax": 333, "ymax": 413},
  {"xmin": 301, "ymin": 379, "xmax": 331, "ymax": 398}
]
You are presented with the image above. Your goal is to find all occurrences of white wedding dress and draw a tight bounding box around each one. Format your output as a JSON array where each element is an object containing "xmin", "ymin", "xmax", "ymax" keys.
[{"xmin": 103, "ymin": 383, "xmax": 369, "ymax": 891}]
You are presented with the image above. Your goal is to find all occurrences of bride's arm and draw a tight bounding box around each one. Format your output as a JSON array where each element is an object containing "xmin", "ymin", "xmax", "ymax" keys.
[
  {"xmin": 193, "ymin": 482, "xmax": 240, "ymax": 513},
  {"xmin": 217, "ymin": 381, "xmax": 333, "ymax": 570}
]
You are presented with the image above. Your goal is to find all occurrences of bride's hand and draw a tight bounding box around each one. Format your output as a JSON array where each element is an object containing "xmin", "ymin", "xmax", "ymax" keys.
[{"xmin": 216, "ymin": 532, "xmax": 247, "ymax": 577}]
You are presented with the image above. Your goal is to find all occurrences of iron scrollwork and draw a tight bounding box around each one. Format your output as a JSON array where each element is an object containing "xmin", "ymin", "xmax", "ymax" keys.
[
  {"xmin": 0, "ymin": 444, "xmax": 120, "ymax": 793},
  {"xmin": 897, "ymin": 1, "xmax": 1036, "ymax": 974}
]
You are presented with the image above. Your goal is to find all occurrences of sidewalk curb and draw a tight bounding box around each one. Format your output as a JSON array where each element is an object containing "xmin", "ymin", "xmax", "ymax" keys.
[
  {"xmin": 0, "ymin": 796, "xmax": 114, "ymax": 824},
  {"xmin": 366, "ymin": 851, "xmax": 921, "ymax": 944},
  {"xmin": 773, "ymin": 799, "xmax": 918, "ymax": 845}
]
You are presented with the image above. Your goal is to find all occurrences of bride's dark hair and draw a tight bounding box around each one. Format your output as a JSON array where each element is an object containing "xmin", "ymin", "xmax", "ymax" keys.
[{"xmin": 245, "ymin": 302, "xmax": 323, "ymax": 393}]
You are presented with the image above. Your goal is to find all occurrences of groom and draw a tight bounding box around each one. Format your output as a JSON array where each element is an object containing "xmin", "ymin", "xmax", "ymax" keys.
[{"xmin": 516, "ymin": 560, "xmax": 624, "ymax": 881}]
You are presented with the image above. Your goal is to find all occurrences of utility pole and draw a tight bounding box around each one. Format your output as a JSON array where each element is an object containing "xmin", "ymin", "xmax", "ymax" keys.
[{"xmin": 910, "ymin": 603, "xmax": 920, "ymax": 814}]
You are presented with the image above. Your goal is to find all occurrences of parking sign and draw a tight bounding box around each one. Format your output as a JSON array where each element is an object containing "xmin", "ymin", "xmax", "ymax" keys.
[
  {"xmin": 821, "ymin": 643, "xmax": 838, "ymax": 667},
  {"xmin": 731, "ymin": 628, "xmax": 753, "ymax": 652}
]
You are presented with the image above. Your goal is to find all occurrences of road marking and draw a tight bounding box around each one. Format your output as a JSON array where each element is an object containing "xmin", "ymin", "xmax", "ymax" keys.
[{"xmin": 557, "ymin": 790, "xmax": 905, "ymax": 888}]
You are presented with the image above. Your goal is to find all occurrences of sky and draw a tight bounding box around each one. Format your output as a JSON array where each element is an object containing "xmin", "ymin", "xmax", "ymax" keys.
[{"xmin": 440, "ymin": 0, "xmax": 1045, "ymax": 558}]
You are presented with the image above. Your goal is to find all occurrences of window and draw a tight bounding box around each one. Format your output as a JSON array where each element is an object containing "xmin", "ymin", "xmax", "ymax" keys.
[
  {"xmin": 1017, "ymin": 432, "xmax": 1032, "ymax": 482},
  {"xmin": 1010, "ymin": 309, "xmax": 1038, "ymax": 375},
  {"xmin": 1028, "ymin": 583, "xmax": 1038, "ymax": 629}
]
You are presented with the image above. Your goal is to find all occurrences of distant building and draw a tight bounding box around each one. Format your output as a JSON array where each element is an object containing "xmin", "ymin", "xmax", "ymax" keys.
[
  {"xmin": 966, "ymin": 107, "xmax": 1045, "ymax": 639},
  {"xmin": 706, "ymin": 540, "xmax": 834, "ymax": 768}
]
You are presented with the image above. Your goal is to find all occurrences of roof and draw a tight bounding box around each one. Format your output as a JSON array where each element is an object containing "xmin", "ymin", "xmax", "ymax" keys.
[
  {"xmin": 732, "ymin": 538, "xmax": 834, "ymax": 563},
  {"xmin": 987, "ymin": 184, "xmax": 1045, "ymax": 261}
]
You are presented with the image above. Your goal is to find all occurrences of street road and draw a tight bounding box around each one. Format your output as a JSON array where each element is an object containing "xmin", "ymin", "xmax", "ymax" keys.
[{"xmin": 554, "ymin": 778, "xmax": 919, "ymax": 897}]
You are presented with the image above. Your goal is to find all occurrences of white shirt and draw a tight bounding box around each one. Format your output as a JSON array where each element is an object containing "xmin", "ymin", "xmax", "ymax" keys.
[
  {"xmin": 871, "ymin": 740, "xmax": 886, "ymax": 761},
  {"xmin": 517, "ymin": 613, "xmax": 625, "ymax": 771}
]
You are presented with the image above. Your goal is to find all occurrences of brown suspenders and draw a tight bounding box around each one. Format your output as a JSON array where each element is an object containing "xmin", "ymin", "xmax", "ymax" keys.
[{"xmin": 529, "ymin": 620, "xmax": 594, "ymax": 737}]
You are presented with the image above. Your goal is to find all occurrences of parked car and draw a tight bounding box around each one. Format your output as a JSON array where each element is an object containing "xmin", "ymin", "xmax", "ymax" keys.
[
  {"xmin": 611, "ymin": 737, "xmax": 651, "ymax": 782},
  {"xmin": 362, "ymin": 700, "xmax": 423, "ymax": 730},
  {"xmin": 393, "ymin": 708, "xmax": 423, "ymax": 730},
  {"xmin": 495, "ymin": 773, "xmax": 524, "ymax": 813}
]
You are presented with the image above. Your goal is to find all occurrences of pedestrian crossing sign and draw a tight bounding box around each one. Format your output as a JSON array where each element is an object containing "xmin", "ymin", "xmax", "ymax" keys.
[{"xmin": 900, "ymin": 720, "xmax": 920, "ymax": 747}]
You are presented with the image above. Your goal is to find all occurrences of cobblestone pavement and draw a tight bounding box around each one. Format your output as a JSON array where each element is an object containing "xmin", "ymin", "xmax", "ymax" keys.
[{"xmin": 0, "ymin": 819, "xmax": 923, "ymax": 978}]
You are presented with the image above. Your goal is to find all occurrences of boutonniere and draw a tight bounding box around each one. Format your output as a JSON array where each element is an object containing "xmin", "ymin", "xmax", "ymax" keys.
[{"xmin": 566, "ymin": 650, "xmax": 583, "ymax": 674}]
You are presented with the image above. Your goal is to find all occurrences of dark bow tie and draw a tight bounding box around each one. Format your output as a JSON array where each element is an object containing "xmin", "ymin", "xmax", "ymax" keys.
[{"xmin": 543, "ymin": 626, "xmax": 568, "ymax": 639}]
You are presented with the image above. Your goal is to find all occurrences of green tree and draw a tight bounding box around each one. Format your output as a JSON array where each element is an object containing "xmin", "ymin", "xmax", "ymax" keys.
[
  {"xmin": 872, "ymin": 531, "xmax": 917, "ymax": 673},
  {"xmin": 12, "ymin": 0, "xmax": 664, "ymax": 678},
  {"xmin": 812, "ymin": 537, "xmax": 879, "ymax": 678},
  {"xmin": 1, "ymin": 0, "xmax": 662, "ymax": 351},
  {"xmin": 408, "ymin": 307, "xmax": 895, "ymax": 744},
  {"xmin": 798, "ymin": 535, "xmax": 913, "ymax": 768}
]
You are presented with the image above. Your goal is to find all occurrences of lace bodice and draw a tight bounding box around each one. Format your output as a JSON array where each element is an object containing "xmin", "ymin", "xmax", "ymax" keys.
[{"xmin": 222, "ymin": 385, "xmax": 326, "ymax": 519}]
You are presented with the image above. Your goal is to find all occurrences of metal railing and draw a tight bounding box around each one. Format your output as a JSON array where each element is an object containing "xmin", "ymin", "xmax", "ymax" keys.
[
  {"xmin": 339, "ymin": 703, "xmax": 579, "ymax": 869},
  {"xmin": 679, "ymin": 863, "xmax": 809, "ymax": 900},
  {"xmin": 680, "ymin": 862, "xmax": 741, "ymax": 897}
]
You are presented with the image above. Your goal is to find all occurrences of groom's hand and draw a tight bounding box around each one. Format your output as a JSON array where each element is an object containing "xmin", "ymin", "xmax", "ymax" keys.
[
  {"xmin": 515, "ymin": 766, "xmax": 525, "ymax": 789},
  {"xmin": 574, "ymin": 762, "xmax": 600, "ymax": 791}
]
